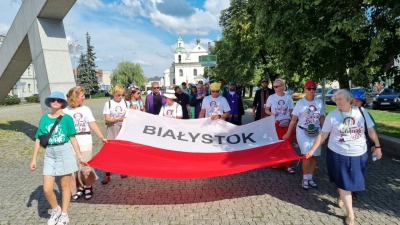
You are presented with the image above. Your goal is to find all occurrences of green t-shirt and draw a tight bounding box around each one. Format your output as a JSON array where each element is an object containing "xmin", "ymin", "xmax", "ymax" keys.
[{"xmin": 35, "ymin": 114, "xmax": 77, "ymax": 145}]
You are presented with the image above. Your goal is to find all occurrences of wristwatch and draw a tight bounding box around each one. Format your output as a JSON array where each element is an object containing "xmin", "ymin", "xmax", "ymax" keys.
[{"xmin": 218, "ymin": 115, "xmax": 222, "ymax": 119}]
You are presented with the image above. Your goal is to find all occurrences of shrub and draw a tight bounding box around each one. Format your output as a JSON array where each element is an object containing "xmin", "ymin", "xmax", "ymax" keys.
[
  {"xmin": 25, "ymin": 96, "xmax": 40, "ymax": 103},
  {"xmin": 0, "ymin": 97, "xmax": 21, "ymax": 105}
]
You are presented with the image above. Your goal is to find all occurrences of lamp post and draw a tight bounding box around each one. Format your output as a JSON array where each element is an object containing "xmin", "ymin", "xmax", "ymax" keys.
[{"xmin": 68, "ymin": 35, "xmax": 83, "ymax": 83}]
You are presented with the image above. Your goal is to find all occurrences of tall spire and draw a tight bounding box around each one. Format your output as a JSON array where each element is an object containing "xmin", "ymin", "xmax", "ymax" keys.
[{"xmin": 196, "ymin": 34, "xmax": 200, "ymax": 45}]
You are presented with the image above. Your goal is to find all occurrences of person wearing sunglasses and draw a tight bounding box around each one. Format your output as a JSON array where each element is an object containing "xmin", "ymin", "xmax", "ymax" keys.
[
  {"xmin": 283, "ymin": 80, "xmax": 325, "ymax": 190},
  {"xmin": 199, "ymin": 83, "xmax": 230, "ymax": 120},
  {"xmin": 125, "ymin": 88, "xmax": 145, "ymax": 111},
  {"xmin": 265, "ymin": 78, "xmax": 295, "ymax": 174},
  {"xmin": 145, "ymin": 81, "xmax": 166, "ymax": 115},
  {"xmin": 101, "ymin": 85, "xmax": 129, "ymax": 185},
  {"xmin": 30, "ymin": 91, "xmax": 86, "ymax": 225},
  {"xmin": 63, "ymin": 86, "xmax": 107, "ymax": 202}
]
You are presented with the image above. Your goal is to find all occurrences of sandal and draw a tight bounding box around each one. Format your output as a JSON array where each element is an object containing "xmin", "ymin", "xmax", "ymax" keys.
[
  {"xmin": 84, "ymin": 186, "xmax": 93, "ymax": 200},
  {"xmin": 71, "ymin": 188, "xmax": 84, "ymax": 201},
  {"xmin": 302, "ymin": 179, "xmax": 309, "ymax": 190},
  {"xmin": 286, "ymin": 167, "xmax": 295, "ymax": 174},
  {"xmin": 308, "ymin": 179, "xmax": 318, "ymax": 188}
]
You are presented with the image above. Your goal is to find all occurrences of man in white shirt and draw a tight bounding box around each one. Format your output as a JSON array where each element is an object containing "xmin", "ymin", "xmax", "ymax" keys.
[{"xmin": 199, "ymin": 82, "xmax": 231, "ymax": 120}]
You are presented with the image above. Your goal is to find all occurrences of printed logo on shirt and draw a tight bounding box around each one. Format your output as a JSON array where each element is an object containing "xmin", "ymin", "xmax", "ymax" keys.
[
  {"xmin": 209, "ymin": 101, "xmax": 220, "ymax": 117},
  {"xmin": 73, "ymin": 112, "xmax": 88, "ymax": 132},
  {"xmin": 274, "ymin": 100, "xmax": 288, "ymax": 116},
  {"xmin": 339, "ymin": 116, "xmax": 362, "ymax": 140},
  {"xmin": 304, "ymin": 105, "xmax": 320, "ymax": 126}
]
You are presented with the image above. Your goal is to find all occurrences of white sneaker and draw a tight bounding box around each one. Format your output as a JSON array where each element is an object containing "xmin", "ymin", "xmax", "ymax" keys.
[
  {"xmin": 47, "ymin": 206, "xmax": 61, "ymax": 225},
  {"xmin": 56, "ymin": 214, "xmax": 69, "ymax": 225}
]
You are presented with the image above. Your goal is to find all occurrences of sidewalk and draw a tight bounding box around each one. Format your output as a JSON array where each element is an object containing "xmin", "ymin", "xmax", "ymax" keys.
[{"xmin": 0, "ymin": 99, "xmax": 399, "ymax": 225}]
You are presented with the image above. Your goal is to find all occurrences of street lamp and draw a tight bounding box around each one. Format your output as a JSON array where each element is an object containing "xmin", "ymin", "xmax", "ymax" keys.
[{"xmin": 68, "ymin": 36, "xmax": 83, "ymax": 83}]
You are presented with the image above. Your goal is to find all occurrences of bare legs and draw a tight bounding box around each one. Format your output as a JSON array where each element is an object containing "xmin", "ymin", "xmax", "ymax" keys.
[
  {"xmin": 302, "ymin": 156, "xmax": 317, "ymax": 175},
  {"xmin": 43, "ymin": 175, "xmax": 72, "ymax": 212},
  {"xmin": 338, "ymin": 188, "xmax": 354, "ymax": 224}
]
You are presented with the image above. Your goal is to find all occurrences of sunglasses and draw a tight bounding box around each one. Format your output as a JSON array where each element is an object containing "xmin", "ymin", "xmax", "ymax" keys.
[
  {"xmin": 211, "ymin": 90, "xmax": 219, "ymax": 93},
  {"xmin": 273, "ymin": 86, "xmax": 281, "ymax": 88},
  {"xmin": 153, "ymin": 87, "xmax": 160, "ymax": 89},
  {"xmin": 49, "ymin": 98, "xmax": 64, "ymax": 103},
  {"xmin": 116, "ymin": 93, "xmax": 123, "ymax": 96},
  {"xmin": 306, "ymin": 88, "xmax": 316, "ymax": 91}
]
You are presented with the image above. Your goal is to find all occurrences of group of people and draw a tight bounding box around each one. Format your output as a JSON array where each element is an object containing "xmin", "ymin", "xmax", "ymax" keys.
[
  {"xmin": 255, "ymin": 78, "xmax": 382, "ymax": 225},
  {"xmin": 30, "ymin": 77, "xmax": 382, "ymax": 225}
]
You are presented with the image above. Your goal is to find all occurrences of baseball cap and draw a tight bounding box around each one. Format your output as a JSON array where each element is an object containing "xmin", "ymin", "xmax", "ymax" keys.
[{"xmin": 305, "ymin": 80, "xmax": 317, "ymax": 88}]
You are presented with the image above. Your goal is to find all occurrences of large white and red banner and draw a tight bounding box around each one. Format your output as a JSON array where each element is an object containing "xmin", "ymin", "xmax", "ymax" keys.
[{"xmin": 88, "ymin": 110, "xmax": 302, "ymax": 179}]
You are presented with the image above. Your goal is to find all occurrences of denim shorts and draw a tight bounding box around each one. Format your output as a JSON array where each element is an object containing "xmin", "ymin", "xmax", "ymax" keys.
[{"xmin": 43, "ymin": 142, "xmax": 78, "ymax": 176}]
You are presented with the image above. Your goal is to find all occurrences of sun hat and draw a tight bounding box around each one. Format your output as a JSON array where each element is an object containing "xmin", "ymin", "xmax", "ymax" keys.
[
  {"xmin": 45, "ymin": 91, "xmax": 68, "ymax": 109},
  {"xmin": 210, "ymin": 83, "xmax": 221, "ymax": 91},
  {"xmin": 352, "ymin": 90, "xmax": 366, "ymax": 102},
  {"xmin": 305, "ymin": 80, "xmax": 317, "ymax": 88},
  {"xmin": 164, "ymin": 90, "xmax": 177, "ymax": 99}
]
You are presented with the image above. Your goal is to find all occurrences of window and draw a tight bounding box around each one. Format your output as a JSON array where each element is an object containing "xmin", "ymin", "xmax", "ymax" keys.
[
  {"xmin": 193, "ymin": 69, "xmax": 197, "ymax": 76},
  {"xmin": 178, "ymin": 55, "xmax": 181, "ymax": 63},
  {"xmin": 179, "ymin": 69, "xmax": 183, "ymax": 76}
]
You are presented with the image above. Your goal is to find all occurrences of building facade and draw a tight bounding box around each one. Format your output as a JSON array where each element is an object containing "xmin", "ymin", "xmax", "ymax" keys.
[{"xmin": 164, "ymin": 35, "xmax": 209, "ymax": 87}]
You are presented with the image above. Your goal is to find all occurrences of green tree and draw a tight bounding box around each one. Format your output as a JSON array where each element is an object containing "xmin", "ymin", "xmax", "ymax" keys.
[
  {"xmin": 111, "ymin": 61, "xmax": 146, "ymax": 89},
  {"xmin": 215, "ymin": 0, "xmax": 400, "ymax": 89},
  {"xmin": 77, "ymin": 32, "xmax": 99, "ymax": 95}
]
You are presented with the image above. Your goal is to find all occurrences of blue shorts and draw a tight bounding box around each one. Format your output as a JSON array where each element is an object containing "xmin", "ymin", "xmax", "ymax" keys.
[
  {"xmin": 43, "ymin": 142, "xmax": 78, "ymax": 176},
  {"xmin": 326, "ymin": 148, "xmax": 368, "ymax": 191}
]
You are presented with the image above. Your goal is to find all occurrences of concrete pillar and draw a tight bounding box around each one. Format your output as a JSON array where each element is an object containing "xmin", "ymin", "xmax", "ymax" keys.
[{"xmin": 28, "ymin": 18, "xmax": 75, "ymax": 112}]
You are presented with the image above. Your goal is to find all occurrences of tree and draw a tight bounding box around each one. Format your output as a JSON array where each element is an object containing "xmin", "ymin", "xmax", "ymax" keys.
[
  {"xmin": 215, "ymin": 0, "xmax": 400, "ymax": 89},
  {"xmin": 111, "ymin": 61, "xmax": 146, "ymax": 89},
  {"xmin": 77, "ymin": 32, "xmax": 99, "ymax": 95}
]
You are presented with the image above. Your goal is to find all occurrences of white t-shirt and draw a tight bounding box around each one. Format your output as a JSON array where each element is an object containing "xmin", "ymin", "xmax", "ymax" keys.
[
  {"xmin": 201, "ymin": 95, "xmax": 231, "ymax": 118},
  {"xmin": 102, "ymin": 99, "xmax": 129, "ymax": 126},
  {"xmin": 322, "ymin": 106, "xmax": 374, "ymax": 156},
  {"xmin": 292, "ymin": 97, "xmax": 325, "ymax": 129},
  {"xmin": 266, "ymin": 94, "xmax": 294, "ymax": 121},
  {"xmin": 158, "ymin": 102, "xmax": 183, "ymax": 118},
  {"xmin": 63, "ymin": 105, "xmax": 95, "ymax": 144}
]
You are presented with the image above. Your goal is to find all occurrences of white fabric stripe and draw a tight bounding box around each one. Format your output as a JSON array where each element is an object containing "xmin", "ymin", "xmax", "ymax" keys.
[{"xmin": 116, "ymin": 109, "xmax": 280, "ymax": 153}]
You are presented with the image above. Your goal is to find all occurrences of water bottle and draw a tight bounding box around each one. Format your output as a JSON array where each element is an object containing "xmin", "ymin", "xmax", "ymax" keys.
[{"xmin": 372, "ymin": 154, "xmax": 379, "ymax": 161}]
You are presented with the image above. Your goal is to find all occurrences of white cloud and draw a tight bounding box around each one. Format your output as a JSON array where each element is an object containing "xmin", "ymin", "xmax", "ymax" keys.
[
  {"xmin": 0, "ymin": 23, "xmax": 9, "ymax": 35},
  {"xmin": 76, "ymin": 0, "xmax": 104, "ymax": 10}
]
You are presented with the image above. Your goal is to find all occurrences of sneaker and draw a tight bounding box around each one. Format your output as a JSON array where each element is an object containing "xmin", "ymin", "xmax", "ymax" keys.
[
  {"xmin": 308, "ymin": 179, "xmax": 318, "ymax": 188},
  {"xmin": 302, "ymin": 179, "xmax": 309, "ymax": 190},
  {"xmin": 47, "ymin": 206, "xmax": 61, "ymax": 225},
  {"xmin": 56, "ymin": 214, "xmax": 69, "ymax": 225},
  {"xmin": 101, "ymin": 175, "xmax": 110, "ymax": 185}
]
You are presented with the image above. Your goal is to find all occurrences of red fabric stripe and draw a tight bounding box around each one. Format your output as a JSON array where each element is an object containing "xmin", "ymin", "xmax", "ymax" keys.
[{"xmin": 88, "ymin": 140, "xmax": 304, "ymax": 179}]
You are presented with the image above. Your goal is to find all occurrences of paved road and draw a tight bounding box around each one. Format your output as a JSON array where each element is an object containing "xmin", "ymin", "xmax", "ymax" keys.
[{"xmin": 0, "ymin": 99, "xmax": 399, "ymax": 225}]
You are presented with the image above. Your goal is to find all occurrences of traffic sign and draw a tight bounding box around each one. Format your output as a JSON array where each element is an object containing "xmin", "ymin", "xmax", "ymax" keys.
[{"xmin": 201, "ymin": 55, "xmax": 217, "ymax": 67}]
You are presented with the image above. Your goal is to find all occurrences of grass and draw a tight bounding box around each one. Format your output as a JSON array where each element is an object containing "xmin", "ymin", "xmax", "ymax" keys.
[{"xmin": 325, "ymin": 105, "xmax": 400, "ymax": 139}]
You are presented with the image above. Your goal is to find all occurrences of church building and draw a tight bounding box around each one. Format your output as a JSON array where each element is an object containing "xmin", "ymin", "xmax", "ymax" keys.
[{"xmin": 164, "ymin": 35, "xmax": 209, "ymax": 87}]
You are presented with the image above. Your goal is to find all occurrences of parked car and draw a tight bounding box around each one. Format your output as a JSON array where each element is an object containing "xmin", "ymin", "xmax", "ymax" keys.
[
  {"xmin": 324, "ymin": 88, "xmax": 339, "ymax": 105},
  {"xmin": 292, "ymin": 92, "xmax": 305, "ymax": 101},
  {"xmin": 314, "ymin": 87, "xmax": 332, "ymax": 100},
  {"xmin": 372, "ymin": 88, "xmax": 400, "ymax": 110}
]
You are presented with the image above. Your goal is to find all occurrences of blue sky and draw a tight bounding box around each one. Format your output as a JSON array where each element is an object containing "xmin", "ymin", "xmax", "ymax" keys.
[{"xmin": 0, "ymin": 0, "xmax": 230, "ymax": 77}]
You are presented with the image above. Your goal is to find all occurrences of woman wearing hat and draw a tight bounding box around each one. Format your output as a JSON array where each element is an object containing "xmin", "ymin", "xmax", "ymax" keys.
[
  {"xmin": 283, "ymin": 80, "xmax": 325, "ymax": 190},
  {"xmin": 63, "ymin": 86, "xmax": 107, "ymax": 201},
  {"xmin": 305, "ymin": 89, "xmax": 381, "ymax": 225},
  {"xmin": 159, "ymin": 91, "xmax": 183, "ymax": 119},
  {"xmin": 30, "ymin": 91, "xmax": 86, "ymax": 225}
]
